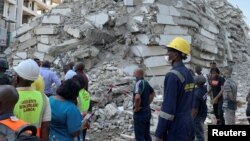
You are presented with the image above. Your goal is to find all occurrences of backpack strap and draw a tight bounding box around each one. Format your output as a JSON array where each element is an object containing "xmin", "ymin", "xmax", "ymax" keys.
[
  {"xmin": 0, "ymin": 119, "xmax": 27, "ymax": 132},
  {"xmin": 169, "ymin": 70, "xmax": 185, "ymax": 83},
  {"xmin": 15, "ymin": 125, "xmax": 37, "ymax": 137}
]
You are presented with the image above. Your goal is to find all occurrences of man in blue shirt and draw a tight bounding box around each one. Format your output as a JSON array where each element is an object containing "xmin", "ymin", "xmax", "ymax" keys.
[
  {"xmin": 133, "ymin": 68, "xmax": 155, "ymax": 141},
  {"xmin": 155, "ymin": 37, "xmax": 195, "ymax": 141},
  {"xmin": 192, "ymin": 75, "xmax": 207, "ymax": 141},
  {"xmin": 40, "ymin": 61, "xmax": 61, "ymax": 97}
]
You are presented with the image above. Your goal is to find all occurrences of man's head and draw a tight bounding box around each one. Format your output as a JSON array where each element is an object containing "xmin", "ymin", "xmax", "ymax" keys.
[
  {"xmin": 194, "ymin": 75, "xmax": 206, "ymax": 86},
  {"xmin": 210, "ymin": 67, "xmax": 220, "ymax": 79},
  {"xmin": 13, "ymin": 59, "xmax": 39, "ymax": 86},
  {"xmin": 221, "ymin": 66, "xmax": 233, "ymax": 79},
  {"xmin": 42, "ymin": 60, "xmax": 51, "ymax": 68},
  {"xmin": 75, "ymin": 62, "xmax": 85, "ymax": 72},
  {"xmin": 195, "ymin": 65, "xmax": 202, "ymax": 75},
  {"xmin": 166, "ymin": 37, "xmax": 191, "ymax": 64},
  {"xmin": 0, "ymin": 85, "xmax": 19, "ymax": 114},
  {"xmin": 210, "ymin": 61, "xmax": 216, "ymax": 69},
  {"xmin": 0, "ymin": 58, "xmax": 9, "ymax": 73},
  {"xmin": 133, "ymin": 68, "xmax": 144, "ymax": 79},
  {"xmin": 33, "ymin": 58, "xmax": 41, "ymax": 66},
  {"xmin": 68, "ymin": 62, "xmax": 75, "ymax": 70}
]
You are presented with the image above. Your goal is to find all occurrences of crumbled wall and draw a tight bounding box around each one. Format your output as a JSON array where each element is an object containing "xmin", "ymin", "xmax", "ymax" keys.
[{"xmin": 5, "ymin": 0, "xmax": 250, "ymax": 137}]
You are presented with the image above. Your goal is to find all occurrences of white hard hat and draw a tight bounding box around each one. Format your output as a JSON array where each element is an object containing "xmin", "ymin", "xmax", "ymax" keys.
[{"xmin": 13, "ymin": 59, "xmax": 39, "ymax": 81}]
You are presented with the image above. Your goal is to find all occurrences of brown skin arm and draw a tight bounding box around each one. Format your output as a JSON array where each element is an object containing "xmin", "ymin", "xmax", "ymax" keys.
[
  {"xmin": 70, "ymin": 131, "xmax": 80, "ymax": 138},
  {"xmin": 228, "ymin": 91, "xmax": 236, "ymax": 102},
  {"xmin": 213, "ymin": 86, "xmax": 224, "ymax": 104},
  {"xmin": 192, "ymin": 108, "xmax": 199, "ymax": 119},
  {"xmin": 40, "ymin": 121, "xmax": 50, "ymax": 141},
  {"xmin": 134, "ymin": 94, "xmax": 141, "ymax": 112},
  {"xmin": 149, "ymin": 92, "xmax": 155, "ymax": 104}
]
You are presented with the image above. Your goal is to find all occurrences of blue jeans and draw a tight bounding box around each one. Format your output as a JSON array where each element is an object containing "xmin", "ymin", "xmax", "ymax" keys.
[
  {"xmin": 194, "ymin": 117, "xmax": 205, "ymax": 141},
  {"xmin": 133, "ymin": 113, "xmax": 152, "ymax": 141}
]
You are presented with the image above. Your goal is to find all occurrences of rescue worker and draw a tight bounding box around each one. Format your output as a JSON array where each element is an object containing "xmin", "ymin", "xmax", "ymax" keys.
[
  {"xmin": 13, "ymin": 59, "xmax": 51, "ymax": 141},
  {"xmin": 192, "ymin": 75, "xmax": 207, "ymax": 141},
  {"xmin": 155, "ymin": 37, "xmax": 195, "ymax": 141},
  {"xmin": 0, "ymin": 58, "xmax": 11, "ymax": 85},
  {"xmin": 133, "ymin": 68, "xmax": 155, "ymax": 141},
  {"xmin": 75, "ymin": 62, "xmax": 89, "ymax": 91},
  {"xmin": 73, "ymin": 74, "xmax": 91, "ymax": 141}
]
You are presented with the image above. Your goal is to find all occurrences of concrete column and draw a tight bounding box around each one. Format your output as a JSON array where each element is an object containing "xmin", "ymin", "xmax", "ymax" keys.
[{"xmin": 16, "ymin": 0, "xmax": 23, "ymax": 28}]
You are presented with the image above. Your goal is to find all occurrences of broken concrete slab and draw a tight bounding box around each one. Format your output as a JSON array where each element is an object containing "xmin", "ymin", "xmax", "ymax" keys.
[
  {"xmin": 124, "ymin": 0, "xmax": 134, "ymax": 6},
  {"xmin": 157, "ymin": 3, "xmax": 170, "ymax": 15},
  {"xmin": 156, "ymin": 14, "xmax": 176, "ymax": 25},
  {"xmin": 15, "ymin": 52, "xmax": 27, "ymax": 59},
  {"xmin": 18, "ymin": 32, "xmax": 32, "ymax": 43},
  {"xmin": 201, "ymin": 28, "xmax": 216, "ymax": 40},
  {"xmin": 131, "ymin": 45, "xmax": 167, "ymax": 57},
  {"xmin": 17, "ymin": 37, "xmax": 37, "ymax": 51},
  {"xmin": 64, "ymin": 25, "xmax": 81, "ymax": 38},
  {"xmin": 148, "ymin": 76, "xmax": 165, "ymax": 88},
  {"xmin": 42, "ymin": 16, "xmax": 61, "ymax": 24},
  {"xmin": 38, "ymin": 36, "xmax": 50, "ymax": 44},
  {"xmin": 146, "ymin": 66, "xmax": 172, "ymax": 76},
  {"xmin": 144, "ymin": 56, "xmax": 170, "ymax": 68},
  {"xmin": 49, "ymin": 39, "xmax": 83, "ymax": 55},
  {"xmin": 142, "ymin": 0, "xmax": 155, "ymax": 4},
  {"xmin": 164, "ymin": 25, "xmax": 188, "ymax": 35},
  {"xmin": 35, "ymin": 26, "xmax": 57, "ymax": 35},
  {"xmin": 169, "ymin": 6, "xmax": 180, "ymax": 16},
  {"xmin": 157, "ymin": 35, "xmax": 192, "ymax": 46},
  {"xmin": 122, "ymin": 65, "xmax": 139, "ymax": 75},
  {"xmin": 16, "ymin": 24, "xmax": 33, "ymax": 37},
  {"xmin": 86, "ymin": 12, "xmax": 109, "ymax": 29},
  {"xmin": 51, "ymin": 8, "xmax": 71, "ymax": 16},
  {"xmin": 104, "ymin": 103, "xmax": 118, "ymax": 119},
  {"xmin": 37, "ymin": 43, "xmax": 51, "ymax": 53},
  {"xmin": 34, "ymin": 51, "xmax": 45, "ymax": 60},
  {"xmin": 136, "ymin": 34, "xmax": 150, "ymax": 45},
  {"xmin": 192, "ymin": 48, "xmax": 215, "ymax": 61}
]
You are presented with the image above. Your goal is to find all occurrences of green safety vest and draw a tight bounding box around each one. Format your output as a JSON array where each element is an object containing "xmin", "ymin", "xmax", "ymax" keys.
[
  {"xmin": 78, "ymin": 89, "xmax": 90, "ymax": 113},
  {"xmin": 14, "ymin": 90, "xmax": 46, "ymax": 128}
]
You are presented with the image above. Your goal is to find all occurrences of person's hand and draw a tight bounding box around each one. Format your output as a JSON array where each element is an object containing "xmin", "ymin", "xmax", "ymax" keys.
[
  {"xmin": 155, "ymin": 137, "xmax": 163, "ymax": 141},
  {"xmin": 212, "ymin": 98, "xmax": 218, "ymax": 104}
]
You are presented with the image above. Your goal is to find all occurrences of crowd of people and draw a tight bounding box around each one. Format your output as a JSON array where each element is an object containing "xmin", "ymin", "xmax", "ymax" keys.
[
  {"xmin": 0, "ymin": 58, "xmax": 90, "ymax": 141},
  {"xmin": 0, "ymin": 36, "xmax": 250, "ymax": 141}
]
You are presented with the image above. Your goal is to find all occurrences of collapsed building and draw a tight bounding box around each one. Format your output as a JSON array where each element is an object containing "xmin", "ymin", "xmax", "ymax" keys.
[{"xmin": 5, "ymin": 0, "xmax": 250, "ymax": 140}]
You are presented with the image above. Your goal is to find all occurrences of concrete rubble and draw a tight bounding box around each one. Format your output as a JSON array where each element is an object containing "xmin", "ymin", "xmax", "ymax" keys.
[{"xmin": 6, "ymin": 0, "xmax": 250, "ymax": 140}]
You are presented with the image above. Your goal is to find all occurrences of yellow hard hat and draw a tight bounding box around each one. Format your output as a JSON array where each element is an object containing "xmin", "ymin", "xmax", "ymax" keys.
[{"xmin": 166, "ymin": 37, "xmax": 191, "ymax": 55}]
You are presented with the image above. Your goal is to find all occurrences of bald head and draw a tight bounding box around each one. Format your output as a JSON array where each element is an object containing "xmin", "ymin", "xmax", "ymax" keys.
[
  {"xmin": 133, "ymin": 68, "xmax": 144, "ymax": 78},
  {"xmin": 0, "ymin": 85, "xmax": 19, "ymax": 114}
]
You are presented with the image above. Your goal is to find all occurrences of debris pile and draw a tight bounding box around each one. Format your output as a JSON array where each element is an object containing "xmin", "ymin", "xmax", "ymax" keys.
[{"xmin": 5, "ymin": 0, "xmax": 250, "ymax": 140}]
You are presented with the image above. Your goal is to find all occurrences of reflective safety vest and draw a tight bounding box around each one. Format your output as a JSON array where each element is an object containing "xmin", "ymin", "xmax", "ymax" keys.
[
  {"xmin": 14, "ymin": 90, "xmax": 47, "ymax": 136},
  {"xmin": 0, "ymin": 118, "xmax": 27, "ymax": 132},
  {"xmin": 31, "ymin": 75, "xmax": 45, "ymax": 93},
  {"xmin": 78, "ymin": 89, "xmax": 90, "ymax": 113}
]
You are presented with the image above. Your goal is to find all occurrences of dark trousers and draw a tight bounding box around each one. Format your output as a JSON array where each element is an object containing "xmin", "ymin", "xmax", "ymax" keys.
[
  {"xmin": 194, "ymin": 117, "xmax": 205, "ymax": 141},
  {"xmin": 133, "ymin": 113, "xmax": 152, "ymax": 141},
  {"xmin": 246, "ymin": 103, "xmax": 250, "ymax": 124},
  {"xmin": 213, "ymin": 100, "xmax": 225, "ymax": 125},
  {"xmin": 82, "ymin": 129, "xmax": 87, "ymax": 141}
]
